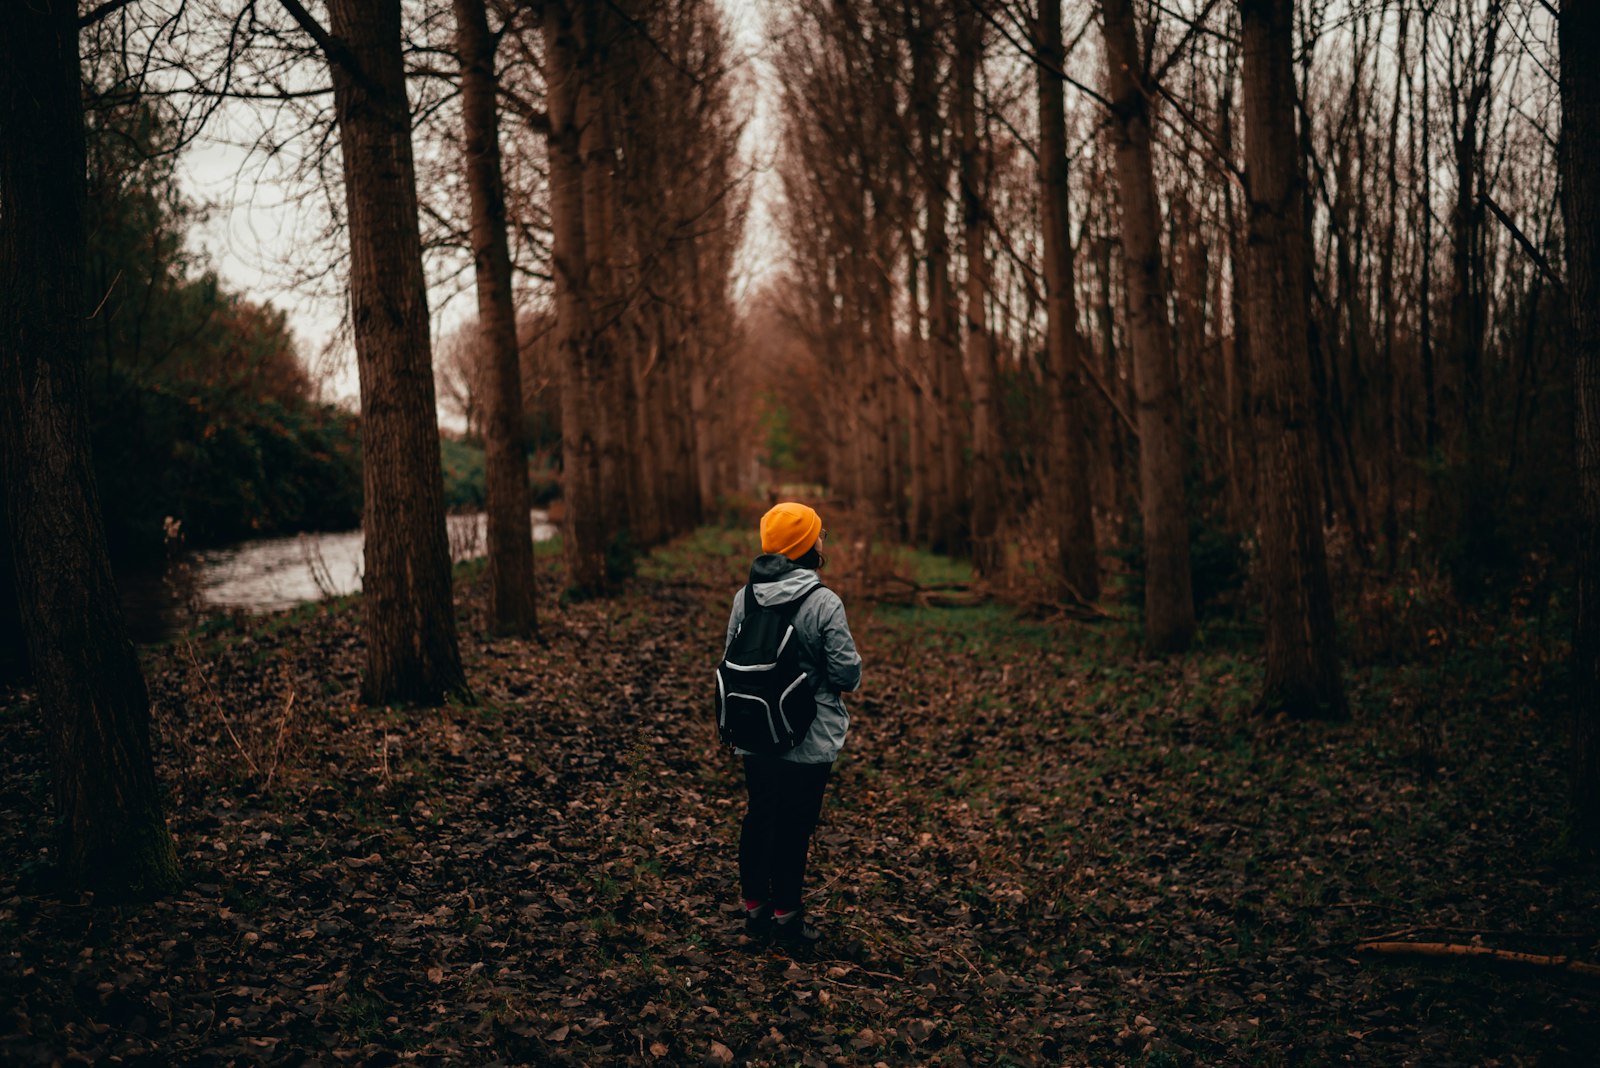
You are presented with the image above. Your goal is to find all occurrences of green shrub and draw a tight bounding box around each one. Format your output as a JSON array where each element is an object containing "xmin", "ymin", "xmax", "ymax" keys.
[
  {"xmin": 439, "ymin": 438, "xmax": 487, "ymax": 510},
  {"xmin": 89, "ymin": 369, "xmax": 362, "ymax": 561}
]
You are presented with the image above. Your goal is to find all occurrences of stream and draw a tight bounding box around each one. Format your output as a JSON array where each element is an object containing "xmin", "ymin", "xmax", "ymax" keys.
[{"xmin": 119, "ymin": 509, "xmax": 558, "ymax": 642}]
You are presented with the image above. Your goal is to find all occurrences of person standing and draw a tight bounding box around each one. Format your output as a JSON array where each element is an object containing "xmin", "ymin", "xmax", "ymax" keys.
[{"xmin": 725, "ymin": 502, "xmax": 862, "ymax": 944}]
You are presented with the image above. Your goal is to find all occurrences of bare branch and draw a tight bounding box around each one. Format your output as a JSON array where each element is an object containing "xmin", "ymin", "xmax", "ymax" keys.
[
  {"xmin": 276, "ymin": 0, "xmax": 378, "ymax": 96},
  {"xmin": 969, "ymin": 0, "xmax": 1113, "ymax": 111},
  {"xmin": 80, "ymin": 0, "xmax": 138, "ymax": 29},
  {"xmin": 1480, "ymin": 191, "xmax": 1564, "ymax": 292}
]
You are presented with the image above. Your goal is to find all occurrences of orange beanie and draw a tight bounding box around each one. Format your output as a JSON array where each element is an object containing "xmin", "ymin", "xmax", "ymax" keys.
[{"xmin": 760, "ymin": 502, "xmax": 823, "ymax": 560}]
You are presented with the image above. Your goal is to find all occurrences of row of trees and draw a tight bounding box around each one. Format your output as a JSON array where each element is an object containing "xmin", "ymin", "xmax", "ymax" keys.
[
  {"xmin": 0, "ymin": 0, "xmax": 749, "ymax": 893},
  {"xmin": 764, "ymin": 0, "xmax": 1598, "ymax": 830},
  {"xmin": 4, "ymin": 0, "xmax": 1597, "ymax": 888}
]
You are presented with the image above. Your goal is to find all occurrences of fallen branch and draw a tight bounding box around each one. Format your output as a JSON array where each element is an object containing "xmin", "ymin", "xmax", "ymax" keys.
[
  {"xmin": 1355, "ymin": 941, "xmax": 1600, "ymax": 978},
  {"xmin": 1149, "ymin": 963, "xmax": 1236, "ymax": 979},
  {"xmin": 858, "ymin": 576, "xmax": 993, "ymax": 609},
  {"xmin": 1010, "ymin": 592, "xmax": 1115, "ymax": 622},
  {"xmin": 916, "ymin": 589, "xmax": 991, "ymax": 609},
  {"xmin": 1355, "ymin": 923, "xmax": 1592, "ymax": 943},
  {"xmin": 874, "ymin": 574, "xmax": 978, "ymax": 593}
]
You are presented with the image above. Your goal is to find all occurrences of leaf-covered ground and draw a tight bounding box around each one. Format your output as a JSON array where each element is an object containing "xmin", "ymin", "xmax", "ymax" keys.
[{"xmin": 2, "ymin": 526, "xmax": 1598, "ymax": 1066}]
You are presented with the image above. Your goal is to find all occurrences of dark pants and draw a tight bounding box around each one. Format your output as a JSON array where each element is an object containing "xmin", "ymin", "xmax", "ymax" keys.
[{"xmin": 739, "ymin": 755, "xmax": 832, "ymax": 912}]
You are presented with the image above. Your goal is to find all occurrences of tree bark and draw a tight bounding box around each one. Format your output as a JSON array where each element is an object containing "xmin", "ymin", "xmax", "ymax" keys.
[
  {"xmin": 0, "ymin": 0, "xmax": 179, "ymax": 895},
  {"xmin": 1379, "ymin": 2, "xmax": 1411, "ymax": 570},
  {"xmin": 1562, "ymin": 0, "xmax": 1600, "ymax": 849},
  {"xmin": 1446, "ymin": 8, "xmax": 1498, "ymax": 458},
  {"xmin": 454, "ymin": 0, "xmax": 537, "ymax": 637},
  {"xmin": 957, "ymin": 2, "xmax": 1001, "ymax": 574},
  {"xmin": 1222, "ymin": 74, "xmax": 1256, "ymax": 533},
  {"xmin": 909, "ymin": 0, "xmax": 967, "ymax": 555},
  {"xmin": 908, "ymin": 239, "xmax": 933, "ymax": 545},
  {"xmin": 1239, "ymin": 0, "xmax": 1345, "ymax": 718},
  {"xmin": 1100, "ymin": 0, "xmax": 1195, "ymax": 650},
  {"xmin": 577, "ymin": 3, "xmax": 636, "ymax": 582},
  {"xmin": 319, "ymin": 0, "xmax": 465, "ymax": 704},
  {"xmin": 578, "ymin": 5, "xmax": 632, "ymax": 565},
  {"xmin": 1419, "ymin": 2, "xmax": 1438, "ymax": 455},
  {"xmin": 0, "ymin": 507, "xmax": 25, "ymax": 685},
  {"xmin": 543, "ymin": 0, "xmax": 606, "ymax": 594},
  {"xmin": 1036, "ymin": 0, "xmax": 1100, "ymax": 600}
]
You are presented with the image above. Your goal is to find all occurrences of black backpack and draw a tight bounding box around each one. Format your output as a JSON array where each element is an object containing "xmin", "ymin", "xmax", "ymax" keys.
[{"xmin": 716, "ymin": 584, "xmax": 823, "ymax": 753}]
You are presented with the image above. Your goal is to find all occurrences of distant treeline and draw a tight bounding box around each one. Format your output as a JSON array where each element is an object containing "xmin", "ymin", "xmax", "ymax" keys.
[
  {"xmin": 69, "ymin": 91, "xmax": 339, "ymax": 561},
  {"xmin": 89, "ymin": 371, "xmax": 560, "ymax": 564},
  {"xmin": 88, "ymin": 370, "xmax": 362, "ymax": 561}
]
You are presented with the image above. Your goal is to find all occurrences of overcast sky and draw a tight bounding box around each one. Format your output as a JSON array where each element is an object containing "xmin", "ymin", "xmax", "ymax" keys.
[{"xmin": 176, "ymin": 1, "xmax": 779, "ymax": 417}]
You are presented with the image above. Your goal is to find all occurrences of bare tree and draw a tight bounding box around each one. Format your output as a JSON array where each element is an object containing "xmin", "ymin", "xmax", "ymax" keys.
[
  {"xmin": 957, "ymin": 1, "xmax": 1002, "ymax": 573},
  {"xmin": 542, "ymin": 0, "xmax": 608, "ymax": 594},
  {"xmin": 0, "ymin": 0, "xmax": 179, "ymax": 895},
  {"xmin": 279, "ymin": 0, "xmax": 466, "ymax": 703},
  {"xmin": 1035, "ymin": 0, "xmax": 1100, "ymax": 602},
  {"xmin": 1099, "ymin": 0, "xmax": 1195, "ymax": 650},
  {"xmin": 908, "ymin": 0, "xmax": 969, "ymax": 556},
  {"xmin": 1562, "ymin": 0, "xmax": 1600, "ymax": 848},
  {"xmin": 1239, "ymin": 0, "xmax": 1344, "ymax": 717},
  {"xmin": 454, "ymin": 0, "xmax": 538, "ymax": 635},
  {"xmin": 435, "ymin": 328, "xmax": 488, "ymax": 440}
]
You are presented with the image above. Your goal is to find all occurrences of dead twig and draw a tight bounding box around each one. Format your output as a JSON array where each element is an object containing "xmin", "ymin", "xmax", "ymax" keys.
[
  {"xmin": 1011, "ymin": 592, "xmax": 1116, "ymax": 621},
  {"xmin": 1355, "ymin": 941, "xmax": 1600, "ymax": 978},
  {"xmin": 1353, "ymin": 924, "xmax": 1594, "ymax": 943},
  {"xmin": 263, "ymin": 689, "xmax": 296, "ymax": 791},
  {"xmin": 299, "ymin": 534, "xmax": 338, "ymax": 600},
  {"xmin": 1149, "ymin": 963, "xmax": 1236, "ymax": 979},
  {"xmin": 184, "ymin": 641, "xmax": 261, "ymax": 778}
]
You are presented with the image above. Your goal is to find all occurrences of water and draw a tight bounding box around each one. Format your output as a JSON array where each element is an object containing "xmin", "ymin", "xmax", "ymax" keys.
[{"xmin": 121, "ymin": 510, "xmax": 557, "ymax": 640}]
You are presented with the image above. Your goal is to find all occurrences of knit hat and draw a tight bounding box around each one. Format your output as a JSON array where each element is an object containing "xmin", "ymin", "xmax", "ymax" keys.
[{"xmin": 760, "ymin": 502, "xmax": 823, "ymax": 560}]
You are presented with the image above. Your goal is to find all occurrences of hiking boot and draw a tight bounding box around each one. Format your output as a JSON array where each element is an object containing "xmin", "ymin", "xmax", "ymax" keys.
[
  {"xmin": 771, "ymin": 910, "xmax": 822, "ymax": 945},
  {"xmin": 744, "ymin": 903, "xmax": 773, "ymax": 936}
]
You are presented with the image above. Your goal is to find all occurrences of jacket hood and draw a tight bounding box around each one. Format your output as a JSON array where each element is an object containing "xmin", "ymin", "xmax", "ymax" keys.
[{"xmin": 748, "ymin": 553, "xmax": 821, "ymax": 606}]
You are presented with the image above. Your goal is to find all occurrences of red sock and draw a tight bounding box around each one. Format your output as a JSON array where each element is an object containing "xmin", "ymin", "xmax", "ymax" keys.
[
  {"xmin": 773, "ymin": 908, "xmax": 797, "ymax": 920},
  {"xmin": 744, "ymin": 898, "xmax": 763, "ymax": 912}
]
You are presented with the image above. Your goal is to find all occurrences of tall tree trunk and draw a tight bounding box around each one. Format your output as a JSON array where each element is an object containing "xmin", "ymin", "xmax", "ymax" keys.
[
  {"xmin": 908, "ymin": 240, "xmax": 932, "ymax": 545},
  {"xmin": 1092, "ymin": 229, "xmax": 1125, "ymax": 524},
  {"xmin": 909, "ymin": 0, "xmax": 967, "ymax": 555},
  {"xmin": 544, "ymin": 0, "xmax": 605, "ymax": 593},
  {"xmin": 454, "ymin": 0, "xmax": 537, "ymax": 636},
  {"xmin": 308, "ymin": 0, "xmax": 466, "ymax": 704},
  {"xmin": 582, "ymin": 6, "xmax": 636, "ymax": 575},
  {"xmin": 0, "ymin": 0, "xmax": 179, "ymax": 895},
  {"xmin": 957, "ymin": 2, "xmax": 1001, "ymax": 574},
  {"xmin": 870, "ymin": 258, "xmax": 900, "ymax": 524},
  {"xmin": 1419, "ymin": 2, "xmax": 1438, "ymax": 455},
  {"xmin": 1100, "ymin": 0, "xmax": 1195, "ymax": 650},
  {"xmin": 1562, "ymin": 0, "xmax": 1600, "ymax": 849},
  {"xmin": 1239, "ymin": 0, "xmax": 1345, "ymax": 718},
  {"xmin": 1447, "ymin": 9, "xmax": 1497, "ymax": 459},
  {"xmin": 1220, "ymin": 56, "xmax": 1255, "ymax": 532},
  {"xmin": 578, "ymin": 5, "xmax": 631, "ymax": 577},
  {"xmin": 1379, "ymin": 1, "xmax": 1411, "ymax": 571},
  {"xmin": 1037, "ymin": 0, "xmax": 1100, "ymax": 600}
]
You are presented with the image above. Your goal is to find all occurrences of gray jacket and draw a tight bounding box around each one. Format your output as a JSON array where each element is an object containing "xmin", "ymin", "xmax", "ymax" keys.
[{"xmin": 725, "ymin": 554, "xmax": 862, "ymax": 763}]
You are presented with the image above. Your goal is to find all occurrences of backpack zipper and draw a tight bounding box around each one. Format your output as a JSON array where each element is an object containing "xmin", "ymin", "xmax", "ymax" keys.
[{"xmin": 778, "ymin": 673, "xmax": 807, "ymax": 737}]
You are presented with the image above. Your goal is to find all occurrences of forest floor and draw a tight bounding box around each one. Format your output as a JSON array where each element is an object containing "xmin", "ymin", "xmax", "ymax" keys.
[{"xmin": 2, "ymin": 523, "xmax": 1598, "ymax": 1066}]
